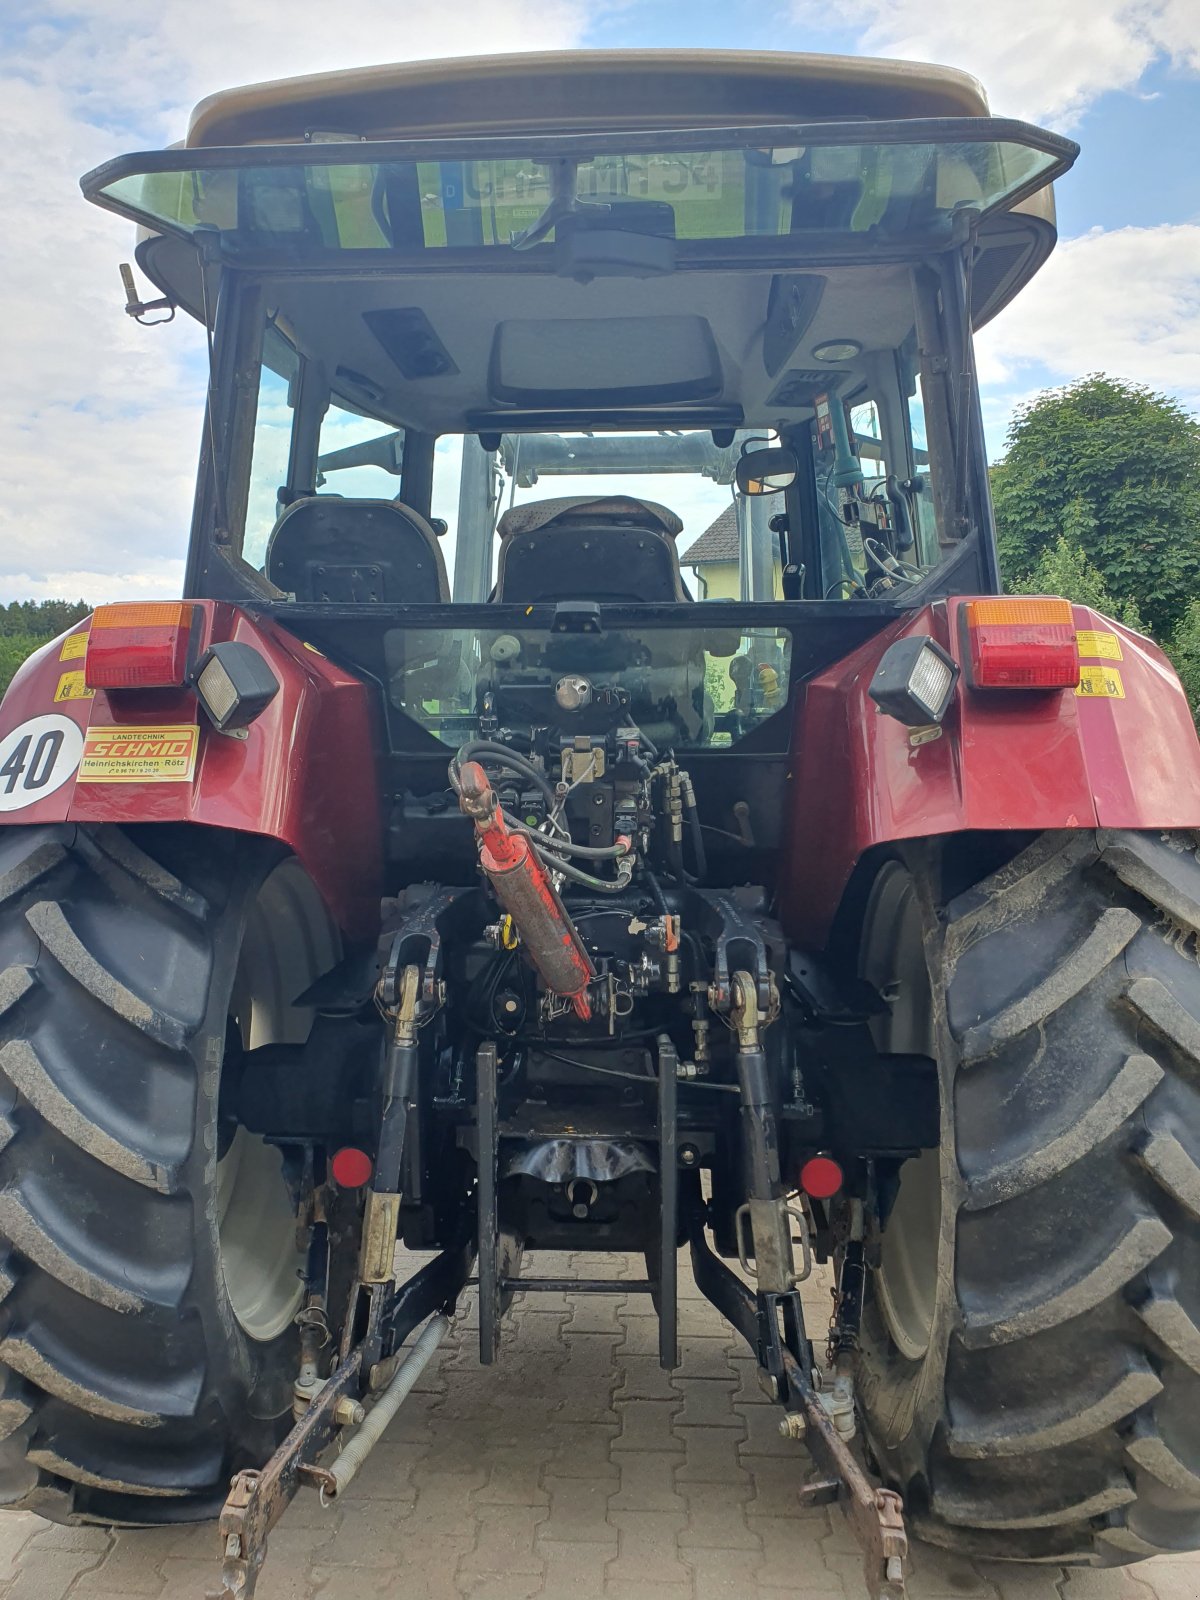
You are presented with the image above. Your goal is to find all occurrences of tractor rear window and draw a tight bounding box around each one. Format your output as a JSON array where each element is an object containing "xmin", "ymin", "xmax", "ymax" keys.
[
  {"xmin": 383, "ymin": 623, "xmax": 793, "ymax": 751},
  {"xmin": 88, "ymin": 122, "xmax": 1072, "ymax": 258}
]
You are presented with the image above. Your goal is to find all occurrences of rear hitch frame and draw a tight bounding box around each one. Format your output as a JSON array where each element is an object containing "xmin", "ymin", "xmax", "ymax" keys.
[
  {"xmin": 211, "ymin": 1238, "xmax": 473, "ymax": 1600},
  {"xmin": 688, "ymin": 1205, "xmax": 908, "ymax": 1600},
  {"xmin": 213, "ymin": 909, "xmax": 905, "ymax": 1599}
]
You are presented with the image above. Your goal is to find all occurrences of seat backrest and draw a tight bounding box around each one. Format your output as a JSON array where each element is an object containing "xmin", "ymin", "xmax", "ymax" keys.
[
  {"xmin": 493, "ymin": 496, "xmax": 688, "ymax": 603},
  {"xmin": 266, "ymin": 497, "xmax": 449, "ymax": 603}
]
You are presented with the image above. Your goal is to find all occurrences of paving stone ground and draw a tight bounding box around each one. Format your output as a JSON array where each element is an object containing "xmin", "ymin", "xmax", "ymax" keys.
[{"xmin": 1, "ymin": 1251, "xmax": 1195, "ymax": 1600}]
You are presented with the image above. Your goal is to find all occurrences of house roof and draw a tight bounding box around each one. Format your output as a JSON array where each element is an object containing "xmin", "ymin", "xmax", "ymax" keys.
[{"xmin": 681, "ymin": 504, "xmax": 739, "ymax": 567}]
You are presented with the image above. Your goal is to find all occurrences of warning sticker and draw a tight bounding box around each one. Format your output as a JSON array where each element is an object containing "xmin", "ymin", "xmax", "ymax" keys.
[
  {"xmin": 59, "ymin": 632, "xmax": 89, "ymax": 661},
  {"xmin": 1076, "ymin": 629, "xmax": 1122, "ymax": 661},
  {"xmin": 1075, "ymin": 666, "xmax": 1125, "ymax": 700},
  {"xmin": 53, "ymin": 671, "xmax": 94, "ymax": 703},
  {"xmin": 77, "ymin": 725, "xmax": 199, "ymax": 784}
]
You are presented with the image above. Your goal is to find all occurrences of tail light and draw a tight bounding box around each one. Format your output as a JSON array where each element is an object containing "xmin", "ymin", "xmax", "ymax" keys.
[
  {"xmin": 84, "ymin": 603, "xmax": 196, "ymax": 690},
  {"xmin": 963, "ymin": 598, "xmax": 1080, "ymax": 690}
]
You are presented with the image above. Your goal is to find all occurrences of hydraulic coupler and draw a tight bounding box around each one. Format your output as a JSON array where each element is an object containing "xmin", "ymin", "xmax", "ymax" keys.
[{"xmin": 456, "ymin": 760, "xmax": 595, "ymax": 1019}]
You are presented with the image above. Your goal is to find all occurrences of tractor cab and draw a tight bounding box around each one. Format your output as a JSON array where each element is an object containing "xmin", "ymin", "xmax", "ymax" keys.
[
  {"xmin": 88, "ymin": 51, "xmax": 1074, "ymax": 641},
  {"xmin": 82, "ymin": 57, "xmax": 1077, "ymax": 889}
]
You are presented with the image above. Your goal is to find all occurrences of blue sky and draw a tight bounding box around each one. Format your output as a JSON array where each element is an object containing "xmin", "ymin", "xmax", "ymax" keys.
[{"xmin": 0, "ymin": 0, "xmax": 1196, "ymax": 603}]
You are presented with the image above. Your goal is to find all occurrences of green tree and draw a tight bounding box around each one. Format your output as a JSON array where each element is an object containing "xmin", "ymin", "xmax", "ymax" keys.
[
  {"xmin": 991, "ymin": 375, "xmax": 1200, "ymax": 637},
  {"xmin": 1170, "ymin": 599, "xmax": 1200, "ymax": 720},
  {"xmin": 1014, "ymin": 535, "xmax": 1144, "ymax": 628},
  {"xmin": 0, "ymin": 600, "xmax": 91, "ymax": 698}
]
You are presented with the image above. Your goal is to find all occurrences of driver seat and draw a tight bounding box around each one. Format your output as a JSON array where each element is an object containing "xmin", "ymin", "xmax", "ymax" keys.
[{"xmin": 492, "ymin": 495, "xmax": 689, "ymax": 603}]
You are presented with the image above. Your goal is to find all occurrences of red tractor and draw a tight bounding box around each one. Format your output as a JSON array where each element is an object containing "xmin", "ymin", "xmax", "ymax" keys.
[{"xmin": 2, "ymin": 49, "xmax": 1198, "ymax": 1599}]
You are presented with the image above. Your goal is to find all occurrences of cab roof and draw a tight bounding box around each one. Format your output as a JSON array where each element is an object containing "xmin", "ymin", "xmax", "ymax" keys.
[{"xmin": 187, "ymin": 49, "xmax": 990, "ymax": 148}]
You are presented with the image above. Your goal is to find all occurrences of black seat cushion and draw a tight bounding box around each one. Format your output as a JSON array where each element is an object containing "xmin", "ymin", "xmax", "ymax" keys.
[
  {"xmin": 266, "ymin": 498, "xmax": 449, "ymax": 603},
  {"xmin": 493, "ymin": 495, "xmax": 688, "ymax": 603}
]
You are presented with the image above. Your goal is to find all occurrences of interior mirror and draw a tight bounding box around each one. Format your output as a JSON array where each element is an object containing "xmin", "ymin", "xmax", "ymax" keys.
[{"xmin": 736, "ymin": 446, "xmax": 798, "ymax": 496}]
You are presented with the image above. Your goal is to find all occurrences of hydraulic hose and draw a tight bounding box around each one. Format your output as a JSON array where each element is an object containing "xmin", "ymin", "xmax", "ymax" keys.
[
  {"xmin": 666, "ymin": 830, "xmax": 694, "ymax": 888},
  {"xmin": 530, "ymin": 845, "xmax": 630, "ymax": 893},
  {"xmin": 504, "ymin": 815, "xmax": 629, "ymax": 859},
  {"xmin": 644, "ymin": 870, "xmax": 670, "ymax": 916},
  {"xmin": 451, "ymin": 743, "xmax": 559, "ymax": 812},
  {"xmin": 681, "ymin": 776, "xmax": 708, "ymax": 883},
  {"xmin": 327, "ymin": 1314, "xmax": 451, "ymax": 1496}
]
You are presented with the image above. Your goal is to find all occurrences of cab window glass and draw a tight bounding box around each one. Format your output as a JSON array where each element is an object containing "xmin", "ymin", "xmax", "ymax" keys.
[
  {"xmin": 244, "ymin": 352, "xmax": 296, "ymax": 572},
  {"xmin": 811, "ymin": 330, "xmax": 948, "ymax": 599},
  {"xmin": 851, "ymin": 401, "xmax": 888, "ymax": 485},
  {"xmin": 315, "ymin": 408, "xmax": 405, "ymax": 501},
  {"xmin": 905, "ymin": 375, "xmax": 941, "ymax": 568}
]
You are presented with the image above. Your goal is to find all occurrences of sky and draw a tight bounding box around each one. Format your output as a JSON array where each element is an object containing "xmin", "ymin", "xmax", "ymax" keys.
[{"xmin": 0, "ymin": 0, "xmax": 1197, "ymax": 604}]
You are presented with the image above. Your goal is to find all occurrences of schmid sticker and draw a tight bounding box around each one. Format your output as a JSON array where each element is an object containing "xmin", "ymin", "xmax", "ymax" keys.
[
  {"xmin": 1076, "ymin": 629, "xmax": 1122, "ymax": 661},
  {"xmin": 59, "ymin": 631, "xmax": 89, "ymax": 661},
  {"xmin": 1076, "ymin": 666, "xmax": 1125, "ymax": 700},
  {"xmin": 77, "ymin": 725, "xmax": 199, "ymax": 784},
  {"xmin": 53, "ymin": 670, "xmax": 94, "ymax": 702}
]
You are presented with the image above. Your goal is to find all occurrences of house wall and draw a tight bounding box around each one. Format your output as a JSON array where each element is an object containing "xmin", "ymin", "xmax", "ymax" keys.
[{"xmin": 690, "ymin": 561, "xmax": 782, "ymax": 600}]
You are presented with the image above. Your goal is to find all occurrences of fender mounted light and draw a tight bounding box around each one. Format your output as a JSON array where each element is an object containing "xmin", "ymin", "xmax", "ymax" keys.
[
  {"xmin": 84, "ymin": 602, "xmax": 196, "ymax": 689},
  {"xmin": 963, "ymin": 598, "xmax": 1080, "ymax": 689},
  {"xmin": 194, "ymin": 641, "xmax": 280, "ymax": 733},
  {"xmin": 868, "ymin": 635, "xmax": 959, "ymax": 726}
]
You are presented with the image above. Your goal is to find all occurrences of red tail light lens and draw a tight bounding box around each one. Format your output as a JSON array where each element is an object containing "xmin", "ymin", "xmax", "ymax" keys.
[
  {"xmin": 963, "ymin": 598, "xmax": 1080, "ymax": 690},
  {"xmin": 84, "ymin": 603, "xmax": 196, "ymax": 690}
]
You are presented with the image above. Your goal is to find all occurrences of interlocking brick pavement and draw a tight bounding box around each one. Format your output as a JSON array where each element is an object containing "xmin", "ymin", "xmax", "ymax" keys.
[{"xmin": 0, "ymin": 1251, "xmax": 1195, "ymax": 1600}]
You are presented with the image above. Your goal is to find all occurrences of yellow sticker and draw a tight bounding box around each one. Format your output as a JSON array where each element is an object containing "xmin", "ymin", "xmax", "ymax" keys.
[
  {"xmin": 1076, "ymin": 629, "xmax": 1122, "ymax": 661},
  {"xmin": 1075, "ymin": 666, "xmax": 1125, "ymax": 700},
  {"xmin": 76, "ymin": 725, "xmax": 199, "ymax": 784},
  {"xmin": 53, "ymin": 671, "xmax": 94, "ymax": 702},
  {"xmin": 59, "ymin": 631, "xmax": 89, "ymax": 661}
]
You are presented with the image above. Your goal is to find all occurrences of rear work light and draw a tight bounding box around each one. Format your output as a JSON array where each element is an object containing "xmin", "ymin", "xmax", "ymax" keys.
[
  {"xmin": 868, "ymin": 635, "xmax": 959, "ymax": 726},
  {"xmin": 194, "ymin": 641, "xmax": 280, "ymax": 733},
  {"xmin": 963, "ymin": 598, "xmax": 1080, "ymax": 690},
  {"xmin": 84, "ymin": 602, "xmax": 196, "ymax": 690}
]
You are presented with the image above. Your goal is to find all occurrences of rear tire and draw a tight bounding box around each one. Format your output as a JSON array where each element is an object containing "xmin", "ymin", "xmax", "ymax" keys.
[
  {"xmin": 0, "ymin": 823, "xmax": 339, "ymax": 1524},
  {"xmin": 854, "ymin": 829, "xmax": 1200, "ymax": 1564}
]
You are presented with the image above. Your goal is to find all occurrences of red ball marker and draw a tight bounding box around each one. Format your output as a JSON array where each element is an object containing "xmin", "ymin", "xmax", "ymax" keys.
[
  {"xmin": 799, "ymin": 1154, "xmax": 844, "ymax": 1200},
  {"xmin": 331, "ymin": 1146, "xmax": 374, "ymax": 1189}
]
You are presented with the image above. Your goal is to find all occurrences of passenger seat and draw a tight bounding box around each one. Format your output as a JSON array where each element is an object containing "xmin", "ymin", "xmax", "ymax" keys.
[{"xmin": 266, "ymin": 497, "xmax": 449, "ymax": 602}]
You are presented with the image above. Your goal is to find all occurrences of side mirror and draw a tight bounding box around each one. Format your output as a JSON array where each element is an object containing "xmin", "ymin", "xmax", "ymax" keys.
[{"xmin": 736, "ymin": 446, "xmax": 799, "ymax": 496}]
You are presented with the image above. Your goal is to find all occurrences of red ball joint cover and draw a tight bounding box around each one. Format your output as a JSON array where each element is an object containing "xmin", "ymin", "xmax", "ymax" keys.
[
  {"xmin": 331, "ymin": 1147, "xmax": 374, "ymax": 1189},
  {"xmin": 799, "ymin": 1154, "xmax": 844, "ymax": 1200}
]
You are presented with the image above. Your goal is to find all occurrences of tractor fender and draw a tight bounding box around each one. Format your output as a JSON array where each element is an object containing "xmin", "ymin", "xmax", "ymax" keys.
[
  {"xmin": 0, "ymin": 602, "xmax": 382, "ymax": 938},
  {"xmin": 782, "ymin": 597, "xmax": 1200, "ymax": 948}
]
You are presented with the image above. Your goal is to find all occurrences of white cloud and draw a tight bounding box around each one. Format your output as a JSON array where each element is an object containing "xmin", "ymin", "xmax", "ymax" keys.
[
  {"xmin": 787, "ymin": 0, "xmax": 1200, "ymax": 124},
  {"xmin": 973, "ymin": 221, "xmax": 1200, "ymax": 456},
  {"xmin": 0, "ymin": 0, "xmax": 591, "ymax": 601},
  {"xmin": 977, "ymin": 221, "xmax": 1200, "ymax": 410},
  {"xmin": 0, "ymin": 564, "xmax": 186, "ymax": 607}
]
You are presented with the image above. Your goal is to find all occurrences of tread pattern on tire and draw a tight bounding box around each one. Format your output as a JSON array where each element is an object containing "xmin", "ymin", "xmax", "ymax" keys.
[
  {"xmin": 889, "ymin": 828, "xmax": 1200, "ymax": 1561},
  {"xmin": 0, "ymin": 823, "xmax": 284, "ymax": 1522}
]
